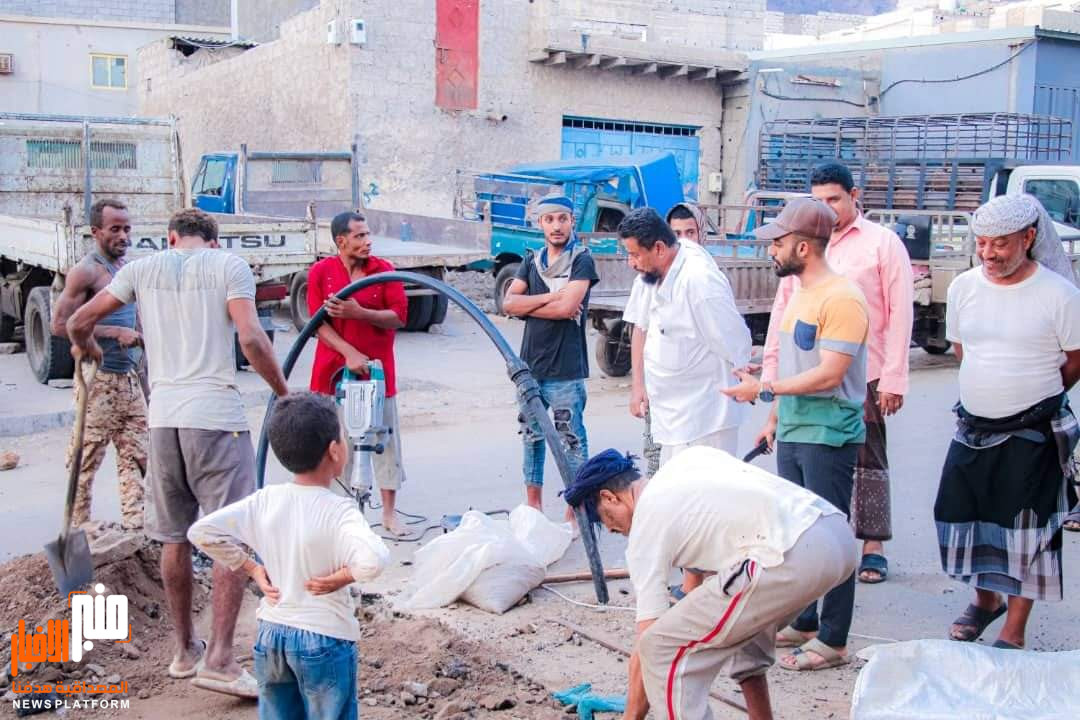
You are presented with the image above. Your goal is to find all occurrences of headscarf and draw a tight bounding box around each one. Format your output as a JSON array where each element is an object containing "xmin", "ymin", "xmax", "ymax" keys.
[
  {"xmin": 530, "ymin": 193, "xmax": 585, "ymax": 291},
  {"xmin": 665, "ymin": 201, "xmax": 713, "ymax": 244},
  {"xmin": 971, "ymin": 194, "xmax": 1078, "ymax": 286},
  {"xmin": 562, "ymin": 449, "xmax": 638, "ymax": 524}
]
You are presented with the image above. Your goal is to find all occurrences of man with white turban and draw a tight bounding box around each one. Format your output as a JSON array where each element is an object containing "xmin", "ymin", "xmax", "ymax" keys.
[{"xmin": 935, "ymin": 193, "xmax": 1080, "ymax": 649}]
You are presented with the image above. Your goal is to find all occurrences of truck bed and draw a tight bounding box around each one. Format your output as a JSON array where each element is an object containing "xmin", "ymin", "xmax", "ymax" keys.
[{"xmin": 0, "ymin": 212, "xmax": 317, "ymax": 283}]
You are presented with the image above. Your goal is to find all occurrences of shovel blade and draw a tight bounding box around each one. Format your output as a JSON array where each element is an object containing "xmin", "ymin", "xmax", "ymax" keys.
[{"xmin": 44, "ymin": 530, "xmax": 94, "ymax": 597}]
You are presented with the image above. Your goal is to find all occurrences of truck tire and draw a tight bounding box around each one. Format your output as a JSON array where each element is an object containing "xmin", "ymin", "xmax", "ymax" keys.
[
  {"xmin": 235, "ymin": 330, "xmax": 275, "ymax": 370},
  {"xmin": 0, "ymin": 312, "xmax": 14, "ymax": 343},
  {"xmin": 403, "ymin": 295, "xmax": 435, "ymax": 332},
  {"xmin": 26, "ymin": 286, "xmax": 75, "ymax": 384},
  {"xmin": 594, "ymin": 320, "xmax": 632, "ymax": 377},
  {"xmin": 493, "ymin": 262, "xmax": 520, "ymax": 316},
  {"xmin": 429, "ymin": 293, "xmax": 449, "ymax": 327},
  {"xmin": 289, "ymin": 271, "xmax": 310, "ymax": 332},
  {"xmin": 920, "ymin": 341, "xmax": 952, "ymax": 355}
]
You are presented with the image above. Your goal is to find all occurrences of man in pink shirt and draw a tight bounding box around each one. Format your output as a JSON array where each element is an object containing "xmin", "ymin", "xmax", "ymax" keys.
[{"xmin": 762, "ymin": 162, "xmax": 913, "ymax": 584}]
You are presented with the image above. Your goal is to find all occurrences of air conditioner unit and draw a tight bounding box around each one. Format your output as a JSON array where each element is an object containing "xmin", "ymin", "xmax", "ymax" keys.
[
  {"xmin": 350, "ymin": 19, "xmax": 366, "ymax": 45},
  {"xmin": 0, "ymin": 54, "xmax": 13, "ymax": 74},
  {"xmin": 326, "ymin": 19, "xmax": 342, "ymax": 45}
]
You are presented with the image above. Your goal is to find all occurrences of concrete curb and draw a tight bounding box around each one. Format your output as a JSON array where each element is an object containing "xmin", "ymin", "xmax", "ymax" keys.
[{"xmin": 0, "ymin": 388, "xmax": 280, "ymax": 438}]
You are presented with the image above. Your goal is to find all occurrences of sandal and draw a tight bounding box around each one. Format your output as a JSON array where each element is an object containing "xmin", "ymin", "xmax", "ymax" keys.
[
  {"xmin": 776, "ymin": 625, "xmax": 811, "ymax": 648},
  {"xmin": 992, "ymin": 639, "xmax": 1023, "ymax": 650},
  {"xmin": 191, "ymin": 668, "xmax": 259, "ymax": 699},
  {"xmin": 779, "ymin": 638, "xmax": 849, "ymax": 672},
  {"xmin": 167, "ymin": 639, "xmax": 207, "ymax": 679},
  {"xmin": 858, "ymin": 553, "xmax": 888, "ymax": 584},
  {"xmin": 949, "ymin": 602, "xmax": 1006, "ymax": 642},
  {"xmin": 668, "ymin": 584, "xmax": 687, "ymax": 603},
  {"xmin": 1064, "ymin": 511, "xmax": 1080, "ymax": 532}
]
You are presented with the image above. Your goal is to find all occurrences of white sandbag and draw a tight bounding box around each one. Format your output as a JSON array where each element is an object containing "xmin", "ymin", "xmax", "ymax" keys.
[
  {"xmin": 509, "ymin": 504, "xmax": 574, "ymax": 567},
  {"xmin": 460, "ymin": 562, "xmax": 547, "ymax": 614},
  {"xmin": 404, "ymin": 511, "xmax": 539, "ymax": 610},
  {"xmin": 851, "ymin": 639, "xmax": 1080, "ymax": 720}
]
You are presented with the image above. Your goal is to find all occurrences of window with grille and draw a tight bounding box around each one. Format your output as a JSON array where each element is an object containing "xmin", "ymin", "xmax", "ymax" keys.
[
  {"xmin": 27, "ymin": 140, "xmax": 137, "ymax": 170},
  {"xmin": 562, "ymin": 116, "xmax": 699, "ymax": 137},
  {"xmin": 90, "ymin": 54, "xmax": 127, "ymax": 89},
  {"xmin": 271, "ymin": 160, "xmax": 322, "ymax": 184}
]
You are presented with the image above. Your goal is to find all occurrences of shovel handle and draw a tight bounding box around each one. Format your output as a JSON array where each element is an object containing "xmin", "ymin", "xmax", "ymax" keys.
[{"xmin": 60, "ymin": 360, "xmax": 98, "ymax": 545}]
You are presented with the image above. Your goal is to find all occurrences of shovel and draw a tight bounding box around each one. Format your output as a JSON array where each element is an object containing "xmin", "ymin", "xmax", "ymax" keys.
[{"xmin": 45, "ymin": 360, "xmax": 98, "ymax": 597}]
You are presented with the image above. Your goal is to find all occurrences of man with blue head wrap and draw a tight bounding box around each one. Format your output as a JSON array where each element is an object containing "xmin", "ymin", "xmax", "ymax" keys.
[
  {"xmin": 503, "ymin": 192, "xmax": 599, "ymax": 513},
  {"xmin": 565, "ymin": 446, "xmax": 857, "ymax": 720}
]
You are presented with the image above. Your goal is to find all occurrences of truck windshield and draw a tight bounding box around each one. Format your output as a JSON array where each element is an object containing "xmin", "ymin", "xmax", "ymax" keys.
[
  {"xmin": 194, "ymin": 158, "xmax": 228, "ymax": 197},
  {"xmin": 1024, "ymin": 178, "xmax": 1080, "ymax": 230}
]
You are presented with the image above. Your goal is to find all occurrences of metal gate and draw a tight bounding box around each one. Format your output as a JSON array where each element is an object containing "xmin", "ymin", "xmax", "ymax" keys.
[
  {"xmin": 435, "ymin": 0, "xmax": 478, "ymax": 110},
  {"xmin": 561, "ymin": 116, "xmax": 701, "ymax": 199}
]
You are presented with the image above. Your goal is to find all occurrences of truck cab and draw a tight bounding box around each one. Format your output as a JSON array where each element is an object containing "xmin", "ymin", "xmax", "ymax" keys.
[
  {"xmin": 191, "ymin": 153, "xmax": 240, "ymax": 215},
  {"xmin": 458, "ymin": 154, "xmax": 685, "ymax": 314},
  {"xmin": 991, "ymin": 164, "xmax": 1080, "ymax": 240}
]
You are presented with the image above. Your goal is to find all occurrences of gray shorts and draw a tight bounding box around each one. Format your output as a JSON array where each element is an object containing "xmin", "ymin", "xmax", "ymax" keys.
[{"xmin": 145, "ymin": 428, "xmax": 256, "ymax": 543}]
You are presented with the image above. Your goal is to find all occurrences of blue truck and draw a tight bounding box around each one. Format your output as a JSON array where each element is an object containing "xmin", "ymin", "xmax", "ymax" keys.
[{"xmin": 456, "ymin": 153, "xmax": 685, "ymax": 315}]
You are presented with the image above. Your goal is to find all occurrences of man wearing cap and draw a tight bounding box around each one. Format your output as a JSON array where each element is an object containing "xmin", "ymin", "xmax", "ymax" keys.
[
  {"xmin": 762, "ymin": 162, "xmax": 913, "ymax": 584},
  {"xmin": 622, "ymin": 202, "xmax": 719, "ymax": 478},
  {"xmin": 563, "ymin": 446, "xmax": 857, "ymax": 720},
  {"xmin": 934, "ymin": 193, "xmax": 1079, "ymax": 649},
  {"xmin": 723, "ymin": 197, "xmax": 869, "ymax": 672},
  {"xmin": 503, "ymin": 194, "xmax": 599, "ymax": 511}
]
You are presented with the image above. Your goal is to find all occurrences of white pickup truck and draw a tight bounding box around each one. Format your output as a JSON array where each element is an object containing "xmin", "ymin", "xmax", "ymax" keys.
[{"xmin": 0, "ymin": 113, "xmax": 317, "ymax": 383}]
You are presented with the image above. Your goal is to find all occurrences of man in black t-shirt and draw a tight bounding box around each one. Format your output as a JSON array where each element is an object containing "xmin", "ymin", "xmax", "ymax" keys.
[{"xmin": 503, "ymin": 193, "xmax": 600, "ymax": 511}]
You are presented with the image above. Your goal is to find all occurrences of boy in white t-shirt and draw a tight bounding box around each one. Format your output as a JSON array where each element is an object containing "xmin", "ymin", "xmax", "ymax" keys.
[{"xmin": 188, "ymin": 392, "xmax": 389, "ymax": 719}]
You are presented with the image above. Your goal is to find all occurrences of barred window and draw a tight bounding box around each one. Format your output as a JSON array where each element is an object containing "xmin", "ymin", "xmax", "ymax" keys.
[{"xmin": 27, "ymin": 140, "xmax": 137, "ymax": 170}]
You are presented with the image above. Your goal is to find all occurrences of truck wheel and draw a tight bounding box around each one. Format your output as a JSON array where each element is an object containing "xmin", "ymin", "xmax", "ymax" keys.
[
  {"xmin": 921, "ymin": 341, "xmax": 952, "ymax": 355},
  {"xmin": 26, "ymin": 286, "xmax": 75, "ymax": 384},
  {"xmin": 429, "ymin": 293, "xmax": 449, "ymax": 327},
  {"xmin": 493, "ymin": 262, "xmax": 520, "ymax": 316},
  {"xmin": 594, "ymin": 320, "xmax": 632, "ymax": 377},
  {"xmin": 0, "ymin": 312, "xmax": 14, "ymax": 343},
  {"xmin": 289, "ymin": 271, "xmax": 310, "ymax": 332},
  {"xmin": 235, "ymin": 330, "xmax": 275, "ymax": 370},
  {"xmin": 404, "ymin": 295, "xmax": 435, "ymax": 332}
]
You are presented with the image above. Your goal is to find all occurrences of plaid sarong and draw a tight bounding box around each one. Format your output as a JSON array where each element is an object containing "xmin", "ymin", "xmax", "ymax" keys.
[{"xmin": 934, "ymin": 393, "xmax": 1079, "ymax": 601}]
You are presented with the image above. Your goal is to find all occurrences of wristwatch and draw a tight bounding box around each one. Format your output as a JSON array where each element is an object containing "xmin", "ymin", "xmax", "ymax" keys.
[{"xmin": 757, "ymin": 381, "xmax": 775, "ymax": 403}]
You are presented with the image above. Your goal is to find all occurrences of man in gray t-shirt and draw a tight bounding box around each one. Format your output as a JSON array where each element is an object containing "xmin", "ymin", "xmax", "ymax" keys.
[{"xmin": 69, "ymin": 208, "xmax": 288, "ymax": 699}]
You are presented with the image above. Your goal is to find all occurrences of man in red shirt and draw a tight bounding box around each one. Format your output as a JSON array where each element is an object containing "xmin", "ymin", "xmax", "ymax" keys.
[{"xmin": 308, "ymin": 211, "xmax": 408, "ymax": 534}]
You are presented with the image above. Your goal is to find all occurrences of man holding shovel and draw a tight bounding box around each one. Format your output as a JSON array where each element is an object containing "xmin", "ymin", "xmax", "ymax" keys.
[
  {"xmin": 68, "ymin": 208, "xmax": 288, "ymax": 699},
  {"xmin": 51, "ymin": 198, "xmax": 148, "ymax": 531}
]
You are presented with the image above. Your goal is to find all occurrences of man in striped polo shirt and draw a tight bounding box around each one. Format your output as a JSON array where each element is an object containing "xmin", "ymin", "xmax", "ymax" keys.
[{"xmin": 724, "ymin": 197, "xmax": 869, "ymax": 673}]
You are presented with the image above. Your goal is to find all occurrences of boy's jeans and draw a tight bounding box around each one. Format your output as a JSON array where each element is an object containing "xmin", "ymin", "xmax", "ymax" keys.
[
  {"xmin": 254, "ymin": 621, "xmax": 357, "ymax": 720},
  {"xmin": 517, "ymin": 378, "xmax": 589, "ymax": 487}
]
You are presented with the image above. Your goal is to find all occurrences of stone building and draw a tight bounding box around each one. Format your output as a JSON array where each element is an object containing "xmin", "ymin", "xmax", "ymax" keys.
[{"xmin": 139, "ymin": 0, "xmax": 762, "ymax": 215}]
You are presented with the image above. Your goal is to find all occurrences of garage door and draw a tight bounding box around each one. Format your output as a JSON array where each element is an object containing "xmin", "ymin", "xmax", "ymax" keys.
[{"xmin": 561, "ymin": 116, "xmax": 701, "ymax": 199}]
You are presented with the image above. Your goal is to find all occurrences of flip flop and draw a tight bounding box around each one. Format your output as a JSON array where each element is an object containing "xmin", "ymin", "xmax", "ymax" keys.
[
  {"xmin": 668, "ymin": 584, "xmax": 687, "ymax": 603},
  {"xmin": 191, "ymin": 668, "xmax": 259, "ymax": 699},
  {"xmin": 779, "ymin": 638, "xmax": 849, "ymax": 672},
  {"xmin": 775, "ymin": 625, "xmax": 811, "ymax": 648},
  {"xmin": 857, "ymin": 553, "xmax": 888, "ymax": 584},
  {"xmin": 167, "ymin": 639, "xmax": 207, "ymax": 679},
  {"xmin": 1064, "ymin": 513, "xmax": 1080, "ymax": 532},
  {"xmin": 949, "ymin": 602, "xmax": 1006, "ymax": 642},
  {"xmin": 992, "ymin": 639, "xmax": 1023, "ymax": 650}
]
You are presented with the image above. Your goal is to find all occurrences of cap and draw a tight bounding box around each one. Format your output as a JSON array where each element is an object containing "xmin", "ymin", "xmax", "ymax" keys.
[{"xmin": 753, "ymin": 197, "xmax": 837, "ymax": 243}]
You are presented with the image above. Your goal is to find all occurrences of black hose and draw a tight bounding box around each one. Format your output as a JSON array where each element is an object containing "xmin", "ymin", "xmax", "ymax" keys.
[{"xmin": 255, "ymin": 271, "xmax": 609, "ymax": 604}]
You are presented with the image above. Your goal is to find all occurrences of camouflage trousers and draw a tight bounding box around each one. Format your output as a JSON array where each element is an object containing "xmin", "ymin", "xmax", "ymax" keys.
[
  {"xmin": 642, "ymin": 407, "xmax": 661, "ymax": 478},
  {"xmin": 65, "ymin": 369, "xmax": 148, "ymax": 529}
]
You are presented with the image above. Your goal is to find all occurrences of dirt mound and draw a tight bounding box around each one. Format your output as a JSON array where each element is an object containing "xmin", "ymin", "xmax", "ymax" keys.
[
  {"xmin": 355, "ymin": 596, "xmax": 568, "ymax": 719},
  {"xmin": 0, "ymin": 530, "xmax": 211, "ymax": 701}
]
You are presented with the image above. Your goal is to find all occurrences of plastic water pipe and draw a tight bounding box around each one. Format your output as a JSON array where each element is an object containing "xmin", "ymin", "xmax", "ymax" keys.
[{"xmin": 254, "ymin": 271, "xmax": 609, "ymax": 604}]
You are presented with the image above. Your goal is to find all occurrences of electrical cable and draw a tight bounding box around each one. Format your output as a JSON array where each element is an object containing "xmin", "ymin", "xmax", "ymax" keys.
[
  {"xmin": 878, "ymin": 40, "xmax": 1034, "ymax": 98},
  {"xmin": 759, "ymin": 87, "xmax": 869, "ymax": 107},
  {"xmin": 538, "ymin": 585, "xmax": 636, "ymax": 613}
]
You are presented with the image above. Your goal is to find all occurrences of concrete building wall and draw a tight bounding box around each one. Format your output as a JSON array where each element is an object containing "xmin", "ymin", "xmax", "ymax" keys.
[
  {"xmin": 139, "ymin": 2, "xmax": 352, "ymax": 184},
  {"xmin": 175, "ymin": 0, "xmax": 230, "ymax": 26},
  {"xmin": 142, "ymin": 0, "xmax": 738, "ymax": 216},
  {"xmin": 351, "ymin": 0, "xmax": 728, "ymax": 214},
  {"xmin": 0, "ymin": 15, "xmax": 228, "ymax": 115},
  {"xmin": 236, "ymin": 0, "xmax": 319, "ymax": 42},
  {"xmin": 0, "ymin": 0, "xmax": 177, "ymax": 24}
]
